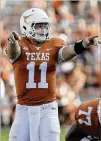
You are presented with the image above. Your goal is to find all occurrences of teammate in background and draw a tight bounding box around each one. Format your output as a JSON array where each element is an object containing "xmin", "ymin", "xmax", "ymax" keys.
[
  {"xmin": 65, "ymin": 98, "xmax": 101, "ymax": 141},
  {"xmin": 7, "ymin": 8, "xmax": 99, "ymax": 141}
]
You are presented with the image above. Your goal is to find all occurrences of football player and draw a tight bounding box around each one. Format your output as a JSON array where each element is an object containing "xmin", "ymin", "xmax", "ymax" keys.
[
  {"xmin": 65, "ymin": 98, "xmax": 101, "ymax": 141},
  {"xmin": 7, "ymin": 8, "xmax": 99, "ymax": 141}
]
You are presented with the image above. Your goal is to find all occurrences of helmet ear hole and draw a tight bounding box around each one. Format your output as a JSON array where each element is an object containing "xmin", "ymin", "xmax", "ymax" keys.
[
  {"xmin": 23, "ymin": 26, "xmax": 26, "ymax": 30},
  {"xmin": 31, "ymin": 23, "xmax": 35, "ymax": 28}
]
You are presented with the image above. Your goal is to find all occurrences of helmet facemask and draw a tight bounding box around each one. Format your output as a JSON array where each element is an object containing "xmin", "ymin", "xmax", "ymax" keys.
[{"xmin": 30, "ymin": 22, "xmax": 51, "ymax": 42}]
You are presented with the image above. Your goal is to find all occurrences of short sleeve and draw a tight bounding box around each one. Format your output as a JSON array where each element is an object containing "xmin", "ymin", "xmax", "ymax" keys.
[{"xmin": 52, "ymin": 37, "xmax": 67, "ymax": 63}]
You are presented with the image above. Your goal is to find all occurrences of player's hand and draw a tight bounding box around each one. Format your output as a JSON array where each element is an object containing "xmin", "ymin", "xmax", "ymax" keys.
[
  {"xmin": 7, "ymin": 31, "xmax": 21, "ymax": 44},
  {"xmin": 82, "ymin": 36, "xmax": 100, "ymax": 49}
]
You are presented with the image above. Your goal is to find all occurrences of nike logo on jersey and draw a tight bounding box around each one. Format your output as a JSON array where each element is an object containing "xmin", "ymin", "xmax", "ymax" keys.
[
  {"xmin": 46, "ymin": 48, "xmax": 52, "ymax": 51},
  {"xmin": 22, "ymin": 46, "xmax": 28, "ymax": 50}
]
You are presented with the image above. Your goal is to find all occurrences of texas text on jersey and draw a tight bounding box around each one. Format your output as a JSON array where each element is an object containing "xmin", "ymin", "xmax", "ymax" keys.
[
  {"xmin": 75, "ymin": 98, "xmax": 101, "ymax": 138},
  {"xmin": 10, "ymin": 37, "xmax": 66, "ymax": 106}
]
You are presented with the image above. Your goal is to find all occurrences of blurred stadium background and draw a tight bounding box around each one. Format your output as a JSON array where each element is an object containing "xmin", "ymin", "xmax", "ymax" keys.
[{"xmin": 0, "ymin": 0, "xmax": 101, "ymax": 141}]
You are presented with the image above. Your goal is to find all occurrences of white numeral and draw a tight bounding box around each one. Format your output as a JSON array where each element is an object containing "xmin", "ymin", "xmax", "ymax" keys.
[
  {"xmin": 78, "ymin": 107, "xmax": 92, "ymax": 125},
  {"xmin": 26, "ymin": 62, "xmax": 48, "ymax": 88}
]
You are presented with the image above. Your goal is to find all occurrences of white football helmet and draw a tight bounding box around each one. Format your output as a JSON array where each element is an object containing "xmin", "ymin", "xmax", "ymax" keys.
[{"xmin": 20, "ymin": 8, "xmax": 52, "ymax": 42}]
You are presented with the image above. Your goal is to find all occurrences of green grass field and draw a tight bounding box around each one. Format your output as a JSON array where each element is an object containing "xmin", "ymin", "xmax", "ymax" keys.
[{"xmin": 1, "ymin": 127, "xmax": 68, "ymax": 141}]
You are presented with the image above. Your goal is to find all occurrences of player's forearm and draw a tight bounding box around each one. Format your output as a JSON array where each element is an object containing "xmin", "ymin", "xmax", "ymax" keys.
[
  {"xmin": 61, "ymin": 36, "xmax": 99, "ymax": 62},
  {"xmin": 7, "ymin": 41, "xmax": 21, "ymax": 59},
  {"xmin": 62, "ymin": 44, "xmax": 77, "ymax": 61},
  {"xmin": 62, "ymin": 39, "xmax": 89, "ymax": 61}
]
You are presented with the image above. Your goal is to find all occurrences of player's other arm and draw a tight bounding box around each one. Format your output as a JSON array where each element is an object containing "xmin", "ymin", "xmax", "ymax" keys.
[
  {"xmin": 7, "ymin": 31, "xmax": 21, "ymax": 59},
  {"xmin": 59, "ymin": 36, "xmax": 99, "ymax": 62}
]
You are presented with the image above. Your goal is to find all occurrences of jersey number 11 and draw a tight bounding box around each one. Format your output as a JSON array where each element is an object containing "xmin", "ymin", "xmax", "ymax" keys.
[{"xmin": 26, "ymin": 62, "xmax": 48, "ymax": 88}]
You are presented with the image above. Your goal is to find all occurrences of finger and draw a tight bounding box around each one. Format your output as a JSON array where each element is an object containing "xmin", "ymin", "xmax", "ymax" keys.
[
  {"xmin": 8, "ymin": 38, "xmax": 14, "ymax": 44},
  {"xmin": 12, "ymin": 31, "xmax": 21, "ymax": 40},
  {"xmin": 88, "ymin": 36, "xmax": 98, "ymax": 46},
  {"xmin": 10, "ymin": 34, "xmax": 16, "ymax": 42},
  {"xmin": 89, "ymin": 39, "xmax": 96, "ymax": 45},
  {"xmin": 12, "ymin": 31, "xmax": 19, "ymax": 40},
  {"xmin": 86, "ymin": 39, "xmax": 90, "ymax": 44},
  {"xmin": 88, "ymin": 35, "xmax": 98, "ymax": 40},
  {"xmin": 8, "ymin": 35, "xmax": 15, "ymax": 43}
]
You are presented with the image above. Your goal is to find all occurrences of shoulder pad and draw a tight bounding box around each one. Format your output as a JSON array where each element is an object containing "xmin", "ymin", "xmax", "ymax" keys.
[
  {"xmin": 51, "ymin": 37, "xmax": 67, "ymax": 47},
  {"xmin": 18, "ymin": 37, "xmax": 27, "ymax": 47}
]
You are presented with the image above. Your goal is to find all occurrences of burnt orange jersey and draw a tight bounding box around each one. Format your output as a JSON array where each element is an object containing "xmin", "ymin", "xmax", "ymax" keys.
[
  {"xmin": 10, "ymin": 37, "xmax": 66, "ymax": 105},
  {"xmin": 75, "ymin": 98, "xmax": 101, "ymax": 137}
]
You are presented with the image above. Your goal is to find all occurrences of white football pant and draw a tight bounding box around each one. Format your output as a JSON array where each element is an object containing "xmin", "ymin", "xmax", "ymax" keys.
[{"xmin": 9, "ymin": 101, "xmax": 60, "ymax": 141}]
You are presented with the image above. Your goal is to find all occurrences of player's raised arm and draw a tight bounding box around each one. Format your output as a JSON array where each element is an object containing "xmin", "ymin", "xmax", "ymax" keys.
[
  {"xmin": 59, "ymin": 36, "xmax": 99, "ymax": 62},
  {"xmin": 7, "ymin": 31, "xmax": 21, "ymax": 59}
]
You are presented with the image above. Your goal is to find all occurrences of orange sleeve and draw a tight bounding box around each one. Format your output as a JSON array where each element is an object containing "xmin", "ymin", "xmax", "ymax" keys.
[
  {"xmin": 51, "ymin": 37, "xmax": 67, "ymax": 63},
  {"xmin": 52, "ymin": 37, "xmax": 67, "ymax": 48}
]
